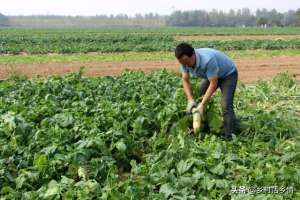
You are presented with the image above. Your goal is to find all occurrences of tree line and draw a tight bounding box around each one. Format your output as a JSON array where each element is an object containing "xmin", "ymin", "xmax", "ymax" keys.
[
  {"xmin": 167, "ymin": 8, "xmax": 300, "ymax": 27},
  {"xmin": 1, "ymin": 8, "xmax": 300, "ymax": 27},
  {"xmin": 0, "ymin": 13, "xmax": 9, "ymax": 26}
]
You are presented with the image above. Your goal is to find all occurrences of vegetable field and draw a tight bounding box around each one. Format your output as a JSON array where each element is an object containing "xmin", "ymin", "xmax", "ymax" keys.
[
  {"xmin": 2, "ymin": 28, "xmax": 300, "ymax": 54},
  {"xmin": 0, "ymin": 26, "xmax": 300, "ymax": 199},
  {"xmin": 0, "ymin": 70, "xmax": 299, "ymax": 199}
]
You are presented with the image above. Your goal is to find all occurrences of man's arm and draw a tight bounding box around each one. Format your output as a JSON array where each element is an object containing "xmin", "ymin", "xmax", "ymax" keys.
[
  {"xmin": 200, "ymin": 58, "xmax": 219, "ymax": 106},
  {"xmin": 182, "ymin": 72, "xmax": 194, "ymax": 101},
  {"xmin": 200, "ymin": 77, "xmax": 218, "ymax": 106}
]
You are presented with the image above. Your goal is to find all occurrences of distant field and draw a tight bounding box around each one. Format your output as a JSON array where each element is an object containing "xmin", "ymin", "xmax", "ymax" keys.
[
  {"xmin": 0, "ymin": 27, "xmax": 299, "ymax": 82},
  {"xmin": 1, "ymin": 27, "xmax": 300, "ymax": 54},
  {"xmin": 2, "ymin": 27, "xmax": 300, "ymax": 35},
  {"xmin": 1, "ymin": 49, "xmax": 300, "ymax": 65}
]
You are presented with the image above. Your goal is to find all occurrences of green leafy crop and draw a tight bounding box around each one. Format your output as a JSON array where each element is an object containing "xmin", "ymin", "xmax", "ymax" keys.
[{"xmin": 0, "ymin": 70, "xmax": 299, "ymax": 199}]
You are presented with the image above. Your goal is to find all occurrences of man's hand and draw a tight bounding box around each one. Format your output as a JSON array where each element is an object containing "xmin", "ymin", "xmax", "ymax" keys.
[
  {"xmin": 186, "ymin": 100, "xmax": 196, "ymax": 113},
  {"xmin": 196, "ymin": 103, "xmax": 205, "ymax": 116}
]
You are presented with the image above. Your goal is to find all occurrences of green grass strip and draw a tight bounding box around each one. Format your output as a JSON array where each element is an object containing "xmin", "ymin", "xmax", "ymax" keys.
[{"xmin": 0, "ymin": 49, "xmax": 300, "ymax": 65}]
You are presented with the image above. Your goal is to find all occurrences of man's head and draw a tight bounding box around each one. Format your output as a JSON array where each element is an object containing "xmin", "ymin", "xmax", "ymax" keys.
[{"xmin": 175, "ymin": 43, "xmax": 196, "ymax": 67}]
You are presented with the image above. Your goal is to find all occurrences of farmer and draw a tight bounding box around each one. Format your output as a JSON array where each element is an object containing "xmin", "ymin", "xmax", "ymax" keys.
[{"xmin": 175, "ymin": 43, "xmax": 238, "ymax": 139}]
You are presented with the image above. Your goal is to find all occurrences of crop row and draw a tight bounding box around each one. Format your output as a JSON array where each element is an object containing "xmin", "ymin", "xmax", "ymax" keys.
[
  {"xmin": 2, "ymin": 27, "xmax": 300, "ymax": 35},
  {"xmin": 1, "ymin": 33, "xmax": 300, "ymax": 54}
]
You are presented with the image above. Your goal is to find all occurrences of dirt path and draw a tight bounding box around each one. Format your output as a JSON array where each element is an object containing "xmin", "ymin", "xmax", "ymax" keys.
[
  {"xmin": 1, "ymin": 56, "xmax": 300, "ymax": 83},
  {"xmin": 175, "ymin": 35, "xmax": 300, "ymax": 41}
]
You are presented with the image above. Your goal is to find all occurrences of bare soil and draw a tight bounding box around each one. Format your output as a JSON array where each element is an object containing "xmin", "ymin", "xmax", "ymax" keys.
[
  {"xmin": 175, "ymin": 35, "xmax": 300, "ymax": 41},
  {"xmin": 1, "ymin": 56, "xmax": 299, "ymax": 83}
]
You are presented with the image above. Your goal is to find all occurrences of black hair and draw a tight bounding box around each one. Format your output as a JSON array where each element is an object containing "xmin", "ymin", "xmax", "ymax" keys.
[{"xmin": 175, "ymin": 43, "xmax": 194, "ymax": 59}]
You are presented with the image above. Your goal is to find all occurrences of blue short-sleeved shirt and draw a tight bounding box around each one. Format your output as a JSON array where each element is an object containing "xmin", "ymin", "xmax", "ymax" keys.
[{"xmin": 180, "ymin": 48, "xmax": 237, "ymax": 79}]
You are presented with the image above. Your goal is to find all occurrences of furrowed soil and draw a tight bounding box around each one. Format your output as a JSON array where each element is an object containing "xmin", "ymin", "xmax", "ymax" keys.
[{"xmin": 0, "ymin": 56, "xmax": 299, "ymax": 83}]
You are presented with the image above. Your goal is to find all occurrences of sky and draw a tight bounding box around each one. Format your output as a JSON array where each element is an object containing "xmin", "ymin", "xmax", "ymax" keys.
[{"xmin": 1, "ymin": 0, "xmax": 300, "ymax": 16}]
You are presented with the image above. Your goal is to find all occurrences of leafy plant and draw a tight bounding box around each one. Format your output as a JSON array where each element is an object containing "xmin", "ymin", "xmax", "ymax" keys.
[{"xmin": 0, "ymin": 70, "xmax": 299, "ymax": 199}]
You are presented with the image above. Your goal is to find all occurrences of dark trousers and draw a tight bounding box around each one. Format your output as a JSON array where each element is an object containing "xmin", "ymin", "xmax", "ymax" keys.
[{"xmin": 199, "ymin": 71, "xmax": 238, "ymax": 137}]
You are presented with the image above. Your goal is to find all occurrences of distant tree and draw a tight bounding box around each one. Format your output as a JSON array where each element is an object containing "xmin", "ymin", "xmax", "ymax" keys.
[
  {"xmin": 115, "ymin": 14, "xmax": 128, "ymax": 19},
  {"xmin": 257, "ymin": 17, "xmax": 268, "ymax": 26},
  {"xmin": 0, "ymin": 13, "xmax": 9, "ymax": 27},
  {"xmin": 296, "ymin": 8, "xmax": 300, "ymax": 25},
  {"xmin": 135, "ymin": 14, "xmax": 143, "ymax": 19},
  {"xmin": 166, "ymin": 11, "xmax": 183, "ymax": 26},
  {"xmin": 269, "ymin": 9, "xmax": 283, "ymax": 26},
  {"xmin": 145, "ymin": 13, "xmax": 154, "ymax": 19},
  {"xmin": 281, "ymin": 10, "xmax": 297, "ymax": 26},
  {"xmin": 227, "ymin": 9, "xmax": 236, "ymax": 26}
]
